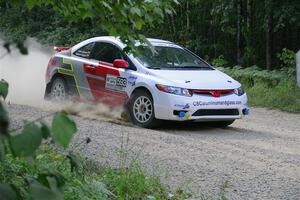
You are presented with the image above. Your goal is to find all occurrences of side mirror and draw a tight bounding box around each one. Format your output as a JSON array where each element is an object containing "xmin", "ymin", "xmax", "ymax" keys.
[{"xmin": 113, "ymin": 59, "xmax": 129, "ymax": 68}]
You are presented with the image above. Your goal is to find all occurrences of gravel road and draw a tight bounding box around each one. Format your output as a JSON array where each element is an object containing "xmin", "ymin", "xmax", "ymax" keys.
[{"xmin": 7, "ymin": 104, "xmax": 300, "ymax": 200}]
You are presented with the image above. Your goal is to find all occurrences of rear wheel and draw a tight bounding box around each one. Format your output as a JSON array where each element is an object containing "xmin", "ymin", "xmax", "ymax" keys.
[
  {"xmin": 50, "ymin": 77, "xmax": 69, "ymax": 101},
  {"xmin": 128, "ymin": 90, "xmax": 160, "ymax": 128}
]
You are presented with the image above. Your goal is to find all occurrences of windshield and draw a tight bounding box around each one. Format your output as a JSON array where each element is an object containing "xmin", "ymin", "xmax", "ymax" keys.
[{"xmin": 136, "ymin": 46, "xmax": 213, "ymax": 70}]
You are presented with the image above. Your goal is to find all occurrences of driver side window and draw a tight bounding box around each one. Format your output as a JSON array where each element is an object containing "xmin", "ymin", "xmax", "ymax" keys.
[{"xmin": 90, "ymin": 42, "xmax": 123, "ymax": 63}]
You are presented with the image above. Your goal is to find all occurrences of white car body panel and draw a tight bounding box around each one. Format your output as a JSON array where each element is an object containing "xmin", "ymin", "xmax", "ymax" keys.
[{"xmin": 47, "ymin": 36, "xmax": 249, "ymax": 122}]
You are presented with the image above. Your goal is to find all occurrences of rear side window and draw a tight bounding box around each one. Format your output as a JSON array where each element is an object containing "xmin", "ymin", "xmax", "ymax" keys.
[
  {"xmin": 90, "ymin": 42, "xmax": 123, "ymax": 63},
  {"xmin": 74, "ymin": 42, "xmax": 94, "ymax": 58}
]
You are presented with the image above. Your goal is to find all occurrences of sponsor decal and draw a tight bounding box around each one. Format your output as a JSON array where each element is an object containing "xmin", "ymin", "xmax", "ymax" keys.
[
  {"xmin": 178, "ymin": 111, "xmax": 190, "ymax": 120},
  {"xmin": 174, "ymin": 103, "xmax": 190, "ymax": 109},
  {"xmin": 127, "ymin": 75, "xmax": 137, "ymax": 86},
  {"xmin": 105, "ymin": 75, "xmax": 127, "ymax": 91},
  {"xmin": 193, "ymin": 101, "xmax": 242, "ymax": 106},
  {"xmin": 185, "ymin": 113, "xmax": 190, "ymax": 120}
]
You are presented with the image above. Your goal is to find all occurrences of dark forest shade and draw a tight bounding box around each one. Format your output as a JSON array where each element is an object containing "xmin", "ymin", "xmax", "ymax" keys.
[{"xmin": 0, "ymin": 0, "xmax": 299, "ymax": 69}]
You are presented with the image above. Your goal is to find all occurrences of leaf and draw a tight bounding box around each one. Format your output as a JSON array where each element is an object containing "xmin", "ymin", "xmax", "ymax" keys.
[
  {"xmin": 29, "ymin": 178, "xmax": 63, "ymax": 200},
  {"xmin": 147, "ymin": 195, "xmax": 156, "ymax": 200},
  {"xmin": 67, "ymin": 152, "xmax": 80, "ymax": 172},
  {"xmin": 154, "ymin": 7, "xmax": 163, "ymax": 18},
  {"xmin": 0, "ymin": 79, "xmax": 9, "ymax": 100},
  {"xmin": 0, "ymin": 137, "xmax": 5, "ymax": 161},
  {"xmin": 40, "ymin": 122, "xmax": 50, "ymax": 139},
  {"xmin": 25, "ymin": 0, "xmax": 36, "ymax": 10},
  {"xmin": 51, "ymin": 113, "xmax": 77, "ymax": 148},
  {"xmin": 130, "ymin": 7, "xmax": 141, "ymax": 16},
  {"xmin": 37, "ymin": 173, "xmax": 65, "ymax": 189},
  {"xmin": 9, "ymin": 123, "xmax": 43, "ymax": 157},
  {"xmin": 16, "ymin": 43, "xmax": 28, "ymax": 55},
  {"xmin": 0, "ymin": 183, "xmax": 17, "ymax": 200},
  {"xmin": 88, "ymin": 180, "xmax": 111, "ymax": 198},
  {"xmin": 0, "ymin": 102, "xmax": 9, "ymax": 134},
  {"xmin": 101, "ymin": 1, "xmax": 112, "ymax": 11},
  {"xmin": 3, "ymin": 43, "xmax": 11, "ymax": 53}
]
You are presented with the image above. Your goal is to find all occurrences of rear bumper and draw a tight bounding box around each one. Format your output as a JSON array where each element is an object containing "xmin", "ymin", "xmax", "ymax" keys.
[{"xmin": 153, "ymin": 91, "xmax": 249, "ymax": 121}]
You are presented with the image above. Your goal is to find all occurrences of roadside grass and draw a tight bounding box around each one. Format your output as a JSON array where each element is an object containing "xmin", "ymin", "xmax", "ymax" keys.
[
  {"xmin": 0, "ymin": 145, "xmax": 191, "ymax": 200},
  {"xmin": 245, "ymin": 80, "xmax": 300, "ymax": 112},
  {"xmin": 219, "ymin": 67, "xmax": 300, "ymax": 113}
]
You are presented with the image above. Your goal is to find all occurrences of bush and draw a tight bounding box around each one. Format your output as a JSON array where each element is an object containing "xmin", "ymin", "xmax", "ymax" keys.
[
  {"xmin": 0, "ymin": 146, "xmax": 190, "ymax": 200},
  {"xmin": 218, "ymin": 66, "xmax": 300, "ymax": 112},
  {"xmin": 212, "ymin": 55, "xmax": 228, "ymax": 67},
  {"xmin": 277, "ymin": 48, "xmax": 296, "ymax": 69}
]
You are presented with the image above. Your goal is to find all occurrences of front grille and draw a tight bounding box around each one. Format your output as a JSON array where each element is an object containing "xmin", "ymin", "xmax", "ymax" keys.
[
  {"xmin": 192, "ymin": 109, "xmax": 239, "ymax": 116},
  {"xmin": 191, "ymin": 89, "xmax": 234, "ymax": 98}
]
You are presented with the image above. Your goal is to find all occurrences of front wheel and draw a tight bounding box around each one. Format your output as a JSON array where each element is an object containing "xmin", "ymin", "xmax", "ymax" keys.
[{"xmin": 128, "ymin": 90, "xmax": 160, "ymax": 128}]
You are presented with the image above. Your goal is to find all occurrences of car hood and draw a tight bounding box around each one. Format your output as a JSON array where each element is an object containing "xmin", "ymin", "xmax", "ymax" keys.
[{"xmin": 149, "ymin": 69, "xmax": 239, "ymax": 89}]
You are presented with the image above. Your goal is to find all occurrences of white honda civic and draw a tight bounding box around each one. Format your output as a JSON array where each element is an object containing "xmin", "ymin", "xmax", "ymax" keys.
[{"xmin": 45, "ymin": 36, "xmax": 249, "ymax": 128}]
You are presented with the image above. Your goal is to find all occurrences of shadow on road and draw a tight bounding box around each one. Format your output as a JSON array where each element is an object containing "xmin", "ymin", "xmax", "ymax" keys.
[{"xmin": 156, "ymin": 120, "xmax": 227, "ymax": 131}]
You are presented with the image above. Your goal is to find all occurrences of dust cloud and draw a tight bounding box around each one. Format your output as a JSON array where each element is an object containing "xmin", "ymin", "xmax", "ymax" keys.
[
  {"xmin": 0, "ymin": 38, "xmax": 124, "ymax": 122},
  {"xmin": 48, "ymin": 101, "xmax": 127, "ymax": 123},
  {"xmin": 0, "ymin": 38, "xmax": 51, "ymax": 107}
]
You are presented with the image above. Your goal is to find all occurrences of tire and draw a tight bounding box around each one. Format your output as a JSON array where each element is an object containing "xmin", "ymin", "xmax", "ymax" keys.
[
  {"xmin": 50, "ymin": 77, "xmax": 69, "ymax": 101},
  {"xmin": 128, "ymin": 90, "xmax": 161, "ymax": 128},
  {"xmin": 206, "ymin": 120, "xmax": 235, "ymax": 128}
]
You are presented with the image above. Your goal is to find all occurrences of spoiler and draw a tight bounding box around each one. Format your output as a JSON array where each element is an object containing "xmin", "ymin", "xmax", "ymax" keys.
[{"xmin": 54, "ymin": 46, "xmax": 70, "ymax": 52}]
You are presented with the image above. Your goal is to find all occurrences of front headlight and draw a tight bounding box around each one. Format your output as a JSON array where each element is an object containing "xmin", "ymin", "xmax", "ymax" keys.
[
  {"xmin": 234, "ymin": 85, "xmax": 245, "ymax": 96},
  {"xmin": 156, "ymin": 84, "xmax": 192, "ymax": 97}
]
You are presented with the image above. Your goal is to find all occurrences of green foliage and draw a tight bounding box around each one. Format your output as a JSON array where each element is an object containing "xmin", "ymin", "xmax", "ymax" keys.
[
  {"xmin": 1, "ymin": 0, "xmax": 178, "ymax": 52},
  {"xmin": 246, "ymin": 80, "xmax": 300, "ymax": 112},
  {"xmin": 0, "ymin": 146, "xmax": 190, "ymax": 200},
  {"xmin": 0, "ymin": 79, "xmax": 9, "ymax": 100},
  {"xmin": 277, "ymin": 48, "xmax": 296, "ymax": 68},
  {"xmin": 146, "ymin": 0, "xmax": 300, "ymax": 69},
  {"xmin": 220, "ymin": 67, "xmax": 300, "ymax": 112},
  {"xmin": 0, "ymin": 81, "xmax": 191, "ymax": 199},
  {"xmin": 9, "ymin": 123, "xmax": 43, "ymax": 157},
  {"xmin": 0, "ymin": 183, "xmax": 17, "ymax": 200},
  {"xmin": 52, "ymin": 113, "xmax": 77, "ymax": 149},
  {"xmin": 1, "ymin": 0, "xmax": 299, "ymax": 66},
  {"xmin": 0, "ymin": 103, "xmax": 9, "ymax": 135},
  {"xmin": 102, "ymin": 162, "xmax": 169, "ymax": 199},
  {"xmin": 0, "ymin": 79, "xmax": 78, "ymax": 199},
  {"xmin": 220, "ymin": 66, "xmax": 288, "ymax": 88},
  {"xmin": 212, "ymin": 55, "xmax": 228, "ymax": 67}
]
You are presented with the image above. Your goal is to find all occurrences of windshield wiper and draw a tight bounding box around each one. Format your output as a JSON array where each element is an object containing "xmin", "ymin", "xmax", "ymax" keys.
[
  {"xmin": 147, "ymin": 66, "xmax": 161, "ymax": 70},
  {"xmin": 179, "ymin": 66, "xmax": 213, "ymax": 70}
]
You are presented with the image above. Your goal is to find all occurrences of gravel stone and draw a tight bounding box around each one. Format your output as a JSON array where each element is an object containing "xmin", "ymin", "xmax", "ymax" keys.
[{"xmin": 7, "ymin": 104, "xmax": 300, "ymax": 200}]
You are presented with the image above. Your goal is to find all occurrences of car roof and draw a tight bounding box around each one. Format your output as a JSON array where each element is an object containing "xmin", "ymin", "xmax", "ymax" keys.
[
  {"xmin": 88, "ymin": 36, "xmax": 174, "ymax": 45},
  {"xmin": 71, "ymin": 36, "xmax": 178, "ymax": 53}
]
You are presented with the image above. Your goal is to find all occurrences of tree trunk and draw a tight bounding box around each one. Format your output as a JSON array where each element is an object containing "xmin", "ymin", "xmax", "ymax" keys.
[
  {"xmin": 186, "ymin": 0, "xmax": 190, "ymax": 31},
  {"xmin": 236, "ymin": 0, "xmax": 242, "ymax": 66},
  {"xmin": 245, "ymin": 0, "xmax": 253, "ymax": 67},
  {"xmin": 265, "ymin": 0, "xmax": 273, "ymax": 70}
]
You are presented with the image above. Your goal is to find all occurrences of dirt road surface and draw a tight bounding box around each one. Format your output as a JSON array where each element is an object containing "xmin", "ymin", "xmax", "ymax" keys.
[{"xmin": 8, "ymin": 104, "xmax": 300, "ymax": 200}]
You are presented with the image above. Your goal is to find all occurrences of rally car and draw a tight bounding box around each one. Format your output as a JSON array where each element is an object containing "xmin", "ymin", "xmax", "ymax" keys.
[{"xmin": 45, "ymin": 36, "xmax": 249, "ymax": 128}]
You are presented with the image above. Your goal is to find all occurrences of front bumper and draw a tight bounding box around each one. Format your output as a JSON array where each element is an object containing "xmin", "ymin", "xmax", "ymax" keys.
[{"xmin": 153, "ymin": 91, "xmax": 249, "ymax": 121}]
